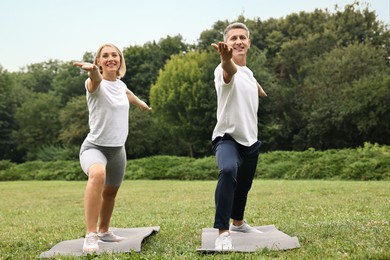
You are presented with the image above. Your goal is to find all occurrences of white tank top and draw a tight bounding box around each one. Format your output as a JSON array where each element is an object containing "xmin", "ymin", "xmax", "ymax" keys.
[
  {"xmin": 212, "ymin": 64, "xmax": 259, "ymax": 146},
  {"xmin": 85, "ymin": 79, "xmax": 129, "ymax": 146}
]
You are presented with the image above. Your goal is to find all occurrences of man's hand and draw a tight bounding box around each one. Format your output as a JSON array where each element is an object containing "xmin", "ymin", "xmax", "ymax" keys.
[{"xmin": 211, "ymin": 42, "xmax": 233, "ymax": 62}]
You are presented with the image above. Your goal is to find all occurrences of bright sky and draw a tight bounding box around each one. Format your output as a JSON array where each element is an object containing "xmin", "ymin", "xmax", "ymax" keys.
[{"xmin": 0, "ymin": 0, "xmax": 388, "ymax": 72}]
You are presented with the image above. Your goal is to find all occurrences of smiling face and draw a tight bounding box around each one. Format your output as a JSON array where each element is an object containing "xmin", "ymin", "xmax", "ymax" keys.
[
  {"xmin": 225, "ymin": 28, "xmax": 251, "ymax": 61},
  {"xmin": 93, "ymin": 43, "xmax": 126, "ymax": 79},
  {"xmin": 97, "ymin": 46, "xmax": 121, "ymax": 74}
]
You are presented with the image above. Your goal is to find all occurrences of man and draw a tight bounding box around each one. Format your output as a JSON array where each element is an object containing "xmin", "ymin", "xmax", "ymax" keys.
[{"xmin": 211, "ymin": 22, "xmax": 267, "ymax": 250}]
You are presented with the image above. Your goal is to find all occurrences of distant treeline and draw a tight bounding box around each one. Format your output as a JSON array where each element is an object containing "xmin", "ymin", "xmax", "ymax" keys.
[
  {"xmin": 0, "ymin": 1, "xmax": 389, "ymax": 162},
  {"xmin": 0, "ymin": 143, "xmax": 388, "ymax": 181}
]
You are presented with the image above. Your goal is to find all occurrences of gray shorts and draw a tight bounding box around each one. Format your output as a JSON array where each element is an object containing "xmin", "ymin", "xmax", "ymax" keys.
[{"xmin": 79, "ymin": 140, "xmax": 126, "ymax": 187}]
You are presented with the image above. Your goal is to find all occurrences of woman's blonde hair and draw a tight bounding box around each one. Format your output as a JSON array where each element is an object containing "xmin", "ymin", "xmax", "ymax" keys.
[{"xmin": 93, "ymin": 43, "xmax": 126, "ymax": 78}]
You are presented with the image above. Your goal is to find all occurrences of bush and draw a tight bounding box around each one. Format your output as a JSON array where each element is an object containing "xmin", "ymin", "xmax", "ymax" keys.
[
  {"xmin": 340, "ymin": 143, "xmax": 390, "ymax": 180},
  {"xmin": 35, "ymin": 145, "xmax": 79, "ymax": 161},
  {"xmin": 0, "ymin": 143, "xmax": 388, "ymax": 181},
  {"xmin": 0, "ymin": 160, "xmax": 86, "ymax": 181},
  {"xmin": 0, "ymin": 160, "xmax": 15, "ymax": 171},
  {"xmin": 257, "ymin": 143, "xmax": 390, "ymax": 180},
  {"xmin": 165, "ymin": 156, "xmax": 217, "ymax": 180},
  {"xmin": 125, "ymin": 156, "xmax": 195, "ymax": 180}
]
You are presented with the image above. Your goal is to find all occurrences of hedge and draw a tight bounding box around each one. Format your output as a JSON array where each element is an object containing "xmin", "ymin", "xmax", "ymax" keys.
[{"xmin": 0, "ymin": 143, "xmax": 389, "ymax": 181}]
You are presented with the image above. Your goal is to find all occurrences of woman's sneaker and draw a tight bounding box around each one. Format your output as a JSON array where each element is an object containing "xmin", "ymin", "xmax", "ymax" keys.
[
  {"xmin": 83, "ymin": 232, "xmax": 99, "ymax": 253},
  {"xmin": 98, "ymin": 230, "xmax": 126, "ymax": 242},
  {"xmin": 230, "ymin": 219, "xmax": 263, "ymax": 233},
  {"xmin": 215, "ymin": 231, "xmax": 234, "ymax": 250}
]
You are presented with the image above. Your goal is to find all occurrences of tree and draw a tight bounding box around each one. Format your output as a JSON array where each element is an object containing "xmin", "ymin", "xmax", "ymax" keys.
[
  {"xmin": 59, "ymin": 95, "xmax": 89, "ymax": 146},
  {"xmin": 297, "ymin": 43, "xmax": 389, "ymax": 149},
  {"xmin": 197, "ymin": 20, "xmax": 229, "ymax": 49},
  {"xmin": 275, "ymin": 30, "xmax": 337, "ymax": 81},
  {"xmin": 52, "ymin": 62, "xmax": 88, "ymax": 105},
  {"xmin": 329, "ymin": 1, "xmax": 389, "ymax": 48},
  {"xmin": 125, "ymin": 107, "xmax": 160, "ymax": 158},
  {"xmin": 17, "ymin": 60, "xmax": 62, "ymax": 93},
  {"xmin": 339, "ymin": 75, "xmax": 390, "ymax": 145},
  {"xmin": 122, "ymin": 35, "xmax": 188, "ymax": 102},
  {"xmin": 12, "ymin": 93, "xmax": 62, "ymax": 160},
  {"xmin": 0, "ymin": 67, "xmax": 18, "ymax": 160},
  {"xmin": 150, "ymin": 50, "xmax": 219, "ymax": 157}
]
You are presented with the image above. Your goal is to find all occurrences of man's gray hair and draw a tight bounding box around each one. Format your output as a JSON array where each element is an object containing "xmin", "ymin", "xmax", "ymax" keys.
[{"xmin": 223, "ymin": 22, "xmax": 250, "ymax": 42}]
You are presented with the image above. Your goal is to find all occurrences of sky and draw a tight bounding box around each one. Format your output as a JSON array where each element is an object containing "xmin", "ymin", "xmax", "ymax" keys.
[{"xmin": 0, "ymin": 0, "xmax": 388, "ymax": 72}]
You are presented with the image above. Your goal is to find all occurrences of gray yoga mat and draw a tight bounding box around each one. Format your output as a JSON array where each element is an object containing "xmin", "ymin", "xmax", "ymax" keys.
[
  {"xmin": 197, "ymin": 225, "xmax": 300, "ymax": 252},
  {"xmin": 40, "ymin": 226, "xmax": 160, "ymax": 258}
]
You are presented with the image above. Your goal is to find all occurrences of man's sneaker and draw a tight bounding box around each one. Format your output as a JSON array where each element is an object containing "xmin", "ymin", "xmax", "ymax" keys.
[
  {"xmin": 230, "ymin": 219, "xmax": 263, "ymax": 233},
  {"xmin": 98, "ymin": 230, "xmax": 126, "ymax": 242},
  {"xmin": 83, "ymin": 232, "xmax": 99, "ymax": 253},
  {"xmin": 215, "ymin": 231, "xmax": 234, "ymax": 250}
]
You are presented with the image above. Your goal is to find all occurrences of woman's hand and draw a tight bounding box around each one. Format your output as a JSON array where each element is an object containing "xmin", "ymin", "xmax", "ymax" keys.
[
  {"xmin": 73, "ymin": 62, "xmax": 102, "ymax": 92},
  {"xmin": 139, "ymin": 101, "xmax": 152, "ymax": 112},
  {"xmin": 73, "ymin": 62, "xmax": 99, "ymax": 72}
]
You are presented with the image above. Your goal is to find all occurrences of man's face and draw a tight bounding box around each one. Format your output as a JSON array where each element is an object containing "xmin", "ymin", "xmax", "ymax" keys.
[{"xmin": 225, "ymin": 28, "xmax": 251, "ymax": 57}]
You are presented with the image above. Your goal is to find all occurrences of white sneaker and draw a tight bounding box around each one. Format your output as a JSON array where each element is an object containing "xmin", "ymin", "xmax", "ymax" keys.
[
  {"xmin": 215, "ymin": 231, "xmax": 234, "ymax": 250},
  {"xmin": 230, "ymin": 219, "xmax": 263, "ymax": 233},
  {"xmin": 98, "ymin": 230, "xmax": 126, "ymax": 242},
  {"xmin": 83, "ymin": 232, "xmax": 99, "ymax": 253}
]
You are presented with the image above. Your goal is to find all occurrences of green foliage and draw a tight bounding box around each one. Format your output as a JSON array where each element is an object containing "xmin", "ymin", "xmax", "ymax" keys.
[
  {"xmin": 257, "ymin": 143, "xmax": 390, "ymax": 180},
  {"xmin": 197, "ymin": 20, "xmax": 229, "ymax": 49},
  {"xmin": 0, "ymin": 68, "xmax": 18, "ymax": 160},
  {"xmin": 122, "ymin": 36, "xmax": 188, "ymax": 102},
  {"xmin": 0, "ymin": 160, "xmax": 86, "ymax": 181},
  {"xmin": 17, "ymin": 60, "xmax": 62, "ymax": 93},
  {"xmin": 1, "ymin": 2, "xmax": 389, "ymax": 161},
  {"xmin": 330, "ymin": 2, "xmax": 388, "ymax": 47},
  {"xmin": 35, "ymin": 144, "xmax": 79, "ymax": 161},
  {"xmin": 0, "ymin": 160, "xmax": 15, "ymax": 171},
  {"xmin": 126, "ymin": 155, "xmax": 217, "ymax": 180},
  {"xmin": 338, "ymin": 75, "xmax": 390, "ymax": 145},
  {"xmin": 12, "ymin": 92, "xmax": 62, "ymax": 160},
  {"xmin": 125, "ymin": 155, "xmax": 195, "ymax": 180},
  {"xmin": 171, "ymin": 156, "xmax": 216, "ymax": 180},
  {"xmin": 340, "ymin": 143, "xmax": 390, "ymax": 180},
  {"xmin": 59, "ymin": 95, "xmax": 89, "ymax": 146},
  {"xmin": 52, "ymin": 62, "xmax": 87, "ymax": 105},
  {"xmin": 125, "ymin": 107, "xmax": 157, "ymax": 159},
  {"xmin": 1, "ymin": 144, "xmax": 388, "ymax": 181},
  {"xmin": 150, "ymin": 51, "xmax": 219, "ymax": 157},
  {"xmin": 297, "ymin": 43, "xmax": 390, "ymax": 149}
]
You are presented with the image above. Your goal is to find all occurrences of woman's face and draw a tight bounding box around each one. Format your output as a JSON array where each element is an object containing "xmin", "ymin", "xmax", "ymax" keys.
[{"xmin": 98, "ymin": 46, "xmax": 121, "ymax": 73}]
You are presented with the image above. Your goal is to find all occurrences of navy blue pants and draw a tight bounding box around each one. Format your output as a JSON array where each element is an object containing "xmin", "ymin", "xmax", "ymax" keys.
[{"xmin": 212, "ymin": 134, "xmax": 262, "ymax": 230}]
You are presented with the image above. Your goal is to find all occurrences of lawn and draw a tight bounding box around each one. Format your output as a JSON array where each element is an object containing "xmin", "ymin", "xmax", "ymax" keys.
[{"xmin": 0, "ymin": 180, "xmax": 388, "ymax": 259}]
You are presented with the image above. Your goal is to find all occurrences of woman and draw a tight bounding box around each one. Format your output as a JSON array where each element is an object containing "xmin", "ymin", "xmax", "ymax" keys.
[{"xmin": 74, "ymin": 43, "xmax": 151, "ymax": 253}]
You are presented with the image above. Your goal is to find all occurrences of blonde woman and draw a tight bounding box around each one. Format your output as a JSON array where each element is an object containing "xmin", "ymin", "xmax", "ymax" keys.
[{"xmin": 74, "ymin": 43, "xmax": 151, "ymax": 253}]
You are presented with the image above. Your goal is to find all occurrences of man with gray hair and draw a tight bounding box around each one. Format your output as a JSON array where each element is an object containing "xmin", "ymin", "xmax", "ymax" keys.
[{"xmin": 211, "ymin": 22, "xmax": 267, "ymax": 250}]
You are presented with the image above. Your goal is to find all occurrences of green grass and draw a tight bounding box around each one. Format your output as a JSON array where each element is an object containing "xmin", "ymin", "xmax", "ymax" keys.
[{"xmin": 0, "ymin": 180, "xmax": 388, "ymax": 259}]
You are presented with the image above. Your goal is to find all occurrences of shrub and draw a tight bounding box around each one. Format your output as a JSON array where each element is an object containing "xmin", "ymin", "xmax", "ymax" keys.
[
  {"xmin": 0, "ymin": 143, "xmax": 388, "ymax": 181},
  {"xmin": 35, "ymin": 145, "xmax": 79, "ymax": 161},
  {"xmin": 125, "ymin": 156, "xmax": 195, "ymax": 180},
  {"xmin": 0, "ymin": 160, "xmax": 15, "ymax": 171},
  {"xmin": 340, "ymin": 143, "xmax": 390, "ymax": 180},
  {"xmin": 165, "ymin": 156, "xmax": 217, "ymax": 180},
  {"xmin": 0, "ymin": 160, "xmax": 85, "ymax": 181}
]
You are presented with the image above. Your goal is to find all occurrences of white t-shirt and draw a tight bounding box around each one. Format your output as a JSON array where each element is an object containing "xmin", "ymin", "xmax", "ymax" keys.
[
  {"xmin": 85, "ymin": 79, "xmax": 130, "ymax": 146},
  {"xmin": 212, "ymin": 64, "xmax": 259, "ymax": 147}
]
